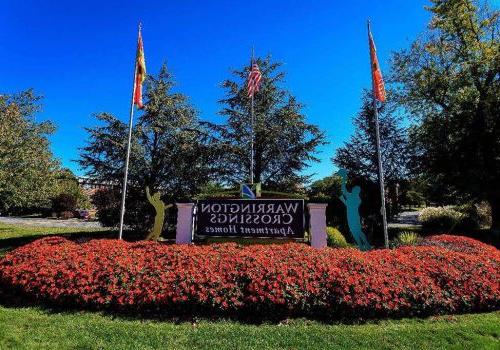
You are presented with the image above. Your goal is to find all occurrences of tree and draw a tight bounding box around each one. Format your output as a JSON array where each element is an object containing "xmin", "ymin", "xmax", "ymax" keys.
[
  {"xmin": 0, "ymin": 90, "xmax": 59, "ymax": 214},
  {"xmin": 307, "ymin": 175, "xmax": 348, "ymax": 232},
  {"xmin": 52, "ymin": 168, "xmax": 90, "ymax": 213},
  {"xmin": 78, "ymin": 65, "xmax": 213, "ymax": 231},
  {"xmin": 333, "ymin": 91, "xmax": 410, "ymax": 183},
  {"xmin": 391, "ymin": 0, "xmax": 500, "ymax": 229},
  {"xmin": 308, "ymin": 175, "xmax": 342, "ymax": 202},
  {"xmin": 332, "ymin": 91, "xmax": 410, "ymax": 231},
  {"xmin": 206, "ymin": 56, "xmax": 326, "ymax": 191},
  {"xmin": 138, "ymin": 66, "xmax": 215, "ymax": 199}
]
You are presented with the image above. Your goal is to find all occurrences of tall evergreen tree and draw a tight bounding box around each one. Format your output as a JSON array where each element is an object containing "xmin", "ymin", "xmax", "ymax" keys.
[
  {"xmin": 137, "ymin": 65, "xmax": 215, "ymax": 199},
  {"xmin": 79, "ymin": 65, "xmax": 212, "ymax": 230},
  {"xmin": 206, "ymin": 57, "xmax": 326, "ymax": 191},
  {"xmin": 333, "ymin": 91, "xmax": 410, "ymax": 183},
  {"xmin": 391, "ymin": 0, "xmax": 500, "ymax": 229}
]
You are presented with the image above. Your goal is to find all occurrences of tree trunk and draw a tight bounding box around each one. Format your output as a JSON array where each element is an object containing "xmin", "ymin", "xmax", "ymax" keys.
[{"xmin": 489, "ymin": 197, "xmax": 500, "ymax": 232}]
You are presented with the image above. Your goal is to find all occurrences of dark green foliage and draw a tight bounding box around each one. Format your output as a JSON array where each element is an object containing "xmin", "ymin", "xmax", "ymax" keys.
[
  {"xmin": 333, "ymin": 91, "xmax": 410, "ymax": 183},
  {"xmin": 53, "ymin": 168, "xmax": 90, "ymax": 209},
  {"xmin": 307, "ymin": 175, "xmax": 349, "ymax": 236},
  {"xmin": 206, "ymin": 56, "xmax": 326, "ymax": 191},
  {"xmin": 419, "ymin": 207, "xmax": 462, "ymax": 233},
  {"xmin": 308, "ymin": 175, "xmax": 342, "ymax": 202},
  {"xmin": 455, "ymin": 204, "xmax": 482, "ymax": 231},
  {"xmin": 309, "ymin": 174, "xmax": 386, "ymax": 246},
  {"xmin": 332, "ymin": 92, "xmax": 410, "ymax": 228},
  {"xmin": 79, "ymin": 65, "xmax": 210, "ymax": 233},
  {"xmin": 51, "ymin": 193, "xmax": 77, "ymax": 214},
  {"xmin": 401, "ymin": 190, "xmax": 425, "ymax": 208},
  {"xmin": 138, "ymin": 66, "xmax": 216, "ymax": 200},
  {"xmin": 90, "ymin": 187, "xmax": 157, "ymax": 233},
  {"xmin": 90, "ymin": 188, "xmax": 122, "ymax": 228},
  {"xmin": 391, "ymin": 0, "xmax": 500, "ymax": 228},
  {"xmin": 455, "ymin": 202, "xmax": 492, "ymax": 231}
]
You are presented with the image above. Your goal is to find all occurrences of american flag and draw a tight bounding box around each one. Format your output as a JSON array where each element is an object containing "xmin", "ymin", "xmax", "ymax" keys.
[{"xmin": 247, "ymin": 63, "xmax": 262, "ymax": 98}]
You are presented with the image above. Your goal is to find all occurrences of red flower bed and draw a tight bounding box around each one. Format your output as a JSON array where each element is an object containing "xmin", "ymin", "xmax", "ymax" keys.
[{"xmin": 0, "ymin": 235, "xmax": 498, "ymax": 319}]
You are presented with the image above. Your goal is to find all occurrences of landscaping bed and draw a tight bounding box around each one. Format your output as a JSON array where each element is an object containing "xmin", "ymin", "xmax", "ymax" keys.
[{"xmin": 0, "ymin": 235, "xmax": 498, "ymax": 320}]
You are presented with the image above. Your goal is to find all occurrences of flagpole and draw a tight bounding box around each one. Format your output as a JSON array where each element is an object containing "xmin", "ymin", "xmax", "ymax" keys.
[
  {"xmin": 118, "ymin": 25, "xmax": 140, "ymax": 240},
  {"xmin": 367, "ymin": 20, "xmax": 389, "ymax": 248},
  {"xmin": 250, "ymin": 47, "xmax": 255, "ymax": 185}
]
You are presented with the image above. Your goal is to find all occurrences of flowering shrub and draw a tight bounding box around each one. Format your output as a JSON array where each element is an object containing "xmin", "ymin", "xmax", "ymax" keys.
[
  {"xmin": 419, "ymin": 206, "xmax": 463, "ymax": 232},
  {"xmin": 419, "ymin": 205, "xmax": 489, "ymax": 232},
  {"xmin": 0, "ymin": 235, "xmax": 498, "ymax": 320}
]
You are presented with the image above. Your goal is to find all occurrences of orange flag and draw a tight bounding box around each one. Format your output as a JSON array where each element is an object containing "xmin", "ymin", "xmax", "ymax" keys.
[
  {"xmin": 133, "ymin": 26, "xmax": 146, "ymax": 109},
  {"xmin": 368, "ymin": 24, "xmax": 386, "ymax": 102}
]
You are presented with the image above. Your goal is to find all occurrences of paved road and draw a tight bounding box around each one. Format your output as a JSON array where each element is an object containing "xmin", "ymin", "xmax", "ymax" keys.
[
  {"xmin": 0, "ymin": 216, "xmax": 102, "ymax": 228},
  {"xmin": 1, "ymin": 211, "xmax": 419, "ymax": 230},
  {"xmin": 388, "ymin": 211, "xmax": 421, "ymax": 228}
]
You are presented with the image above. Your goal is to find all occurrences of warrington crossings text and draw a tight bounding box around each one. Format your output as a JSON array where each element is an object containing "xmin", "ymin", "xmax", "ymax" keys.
[{"xmin": 199, "ymin": 202, "xmax": 301, "ymax": 236}]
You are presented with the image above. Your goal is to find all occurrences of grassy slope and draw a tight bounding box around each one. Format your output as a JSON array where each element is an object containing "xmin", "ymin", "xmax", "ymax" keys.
[
  {"xmin": 0, "ymin": 223, "xmax": 114, "ymax": 256},
  {"xmin": 0, "ymin": 306, "xmax": 498, "ymax": 350},
  {"xmin": 0, "ymin": 222, "xmax": 109, "ymax": 240}
]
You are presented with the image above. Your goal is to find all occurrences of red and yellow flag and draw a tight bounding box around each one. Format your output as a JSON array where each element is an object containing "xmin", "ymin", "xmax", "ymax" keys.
[
  {"xmin": 133, "ymin": 26, "xmax": 146, "ymax": 109},
  {"xmin": 368, "ymin": 25, "xmax": 386, "ymax": 102}
]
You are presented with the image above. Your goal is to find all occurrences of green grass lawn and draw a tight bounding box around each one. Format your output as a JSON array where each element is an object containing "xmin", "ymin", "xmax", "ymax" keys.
[
  {"xmin": 0, "ymin": 222, "xmax": 110, "ymax": 240},
  {"xmin": 0, "ymin": 306, "xmax": 497, "ymax": 350},
  {"xmin": 0, "ymin": 222, "xmax": 114, "ymax": 256}
]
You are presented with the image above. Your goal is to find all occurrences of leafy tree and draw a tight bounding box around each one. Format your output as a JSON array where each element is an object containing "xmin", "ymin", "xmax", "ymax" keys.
[
  {"xmin": 138, "ymin": 66, "xmax": 215, "ymax": 199},
  {"xmin": 0, "ymin": 90, "xmax": 59, "ymax": 214},
  {"xmin": 333, "ymin": 91, "xmax": 410, "ymax": 183},
  {"xmin": 391, "ymin": 0, "xmax": 500, "ymax": 229},
  {"xmin": 51, "ymin": 193, "xmax": 77, "ymax": 215},
  {"xmin": 307, "ymin": 175, "xmax": 347, "ymax": 232},
  {"xmin": 79, "ymin": 65, "xmax": 213, "ymax": 231},
  {"xmin": 206, "ymin": 56, "xmax": 326, "ymax": 191},
  {"xmin": 307, "ymin": 173, "xmax": 390, "ymax": 246},
  {"xmin": 53, "ymin": 168, "xmax": 90, "ymax": 210},
  {"xmin": 307, "ymin": 175, "xmax": 342, "ymax": 202},
  {"xmin": 401, "ymin": 189, "xmax": 426, "ymax": 208}
]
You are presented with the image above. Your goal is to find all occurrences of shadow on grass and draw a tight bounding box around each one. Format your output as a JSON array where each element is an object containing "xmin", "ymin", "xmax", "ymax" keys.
[
  {"xmin": 1, "ymin": 284, "xmax": 497, "ymax": 326},
  {"xmin": 1, "ymin": 263, "xmax": 498, "ymax": 326}
]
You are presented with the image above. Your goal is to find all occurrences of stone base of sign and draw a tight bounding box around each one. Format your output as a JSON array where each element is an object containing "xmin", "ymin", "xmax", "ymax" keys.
[
  {"xmin": 308, "ymin": 203, "xmax": 328, "ymax": 248},
  {"xmin": 175, "ymin": 203, "xmax": 195, "ymax": 244}
]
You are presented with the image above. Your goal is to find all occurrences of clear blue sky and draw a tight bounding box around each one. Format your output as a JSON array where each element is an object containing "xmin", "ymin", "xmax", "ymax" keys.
[{"xmin": 1, "ymin": 0, "xmax": 432, "ymax": 181}]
